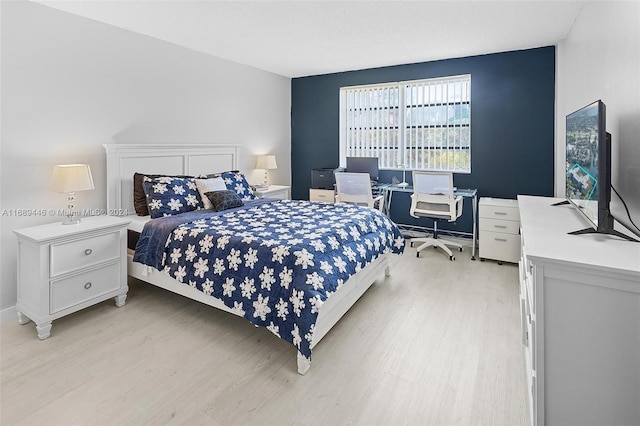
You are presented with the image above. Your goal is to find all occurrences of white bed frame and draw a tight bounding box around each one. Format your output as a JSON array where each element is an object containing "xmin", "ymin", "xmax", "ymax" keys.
[{"xmin": 103, "ymin": 144, "xmax": 391, "ymax": 374}]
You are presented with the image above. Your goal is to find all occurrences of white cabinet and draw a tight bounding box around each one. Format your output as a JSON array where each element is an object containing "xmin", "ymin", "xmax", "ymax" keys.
[
  {"xmin": 518, "ymin": 195, "xmax": 640, "ymax": 426},
  {"xmin": 309, "ymin": 188, "xmax": 335, "ymax": 203},
  {"xmin": 13, "ymin": 216, "xmax": 130, "ymax": 339},
  {"xmin": 479, "ymin": 197, "xmax": 520, "ymax": 263},
  {"xmin": 254, "ymin": 185, "xmax": 290, "ymax": 200}
]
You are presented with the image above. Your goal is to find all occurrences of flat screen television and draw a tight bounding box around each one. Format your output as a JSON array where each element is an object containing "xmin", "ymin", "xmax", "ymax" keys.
[
  {"xmin": 563, "ymin": 100, "xmax": 634, "ymax": 241},
  {"xmin": 346, "ymin": 156, "xmax": 379, "ymax": 181}
]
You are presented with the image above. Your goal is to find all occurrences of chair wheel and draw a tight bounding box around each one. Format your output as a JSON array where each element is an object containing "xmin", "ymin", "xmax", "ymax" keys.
[
  {"xmin": 416, "ymin": 252, "xmax": 420, "ymax": 258},
  {"xmin": 410, "ymin": 242, "xmax": 414, "ymax": 247},
  {"xmin": 449, "ymin": 255, "xmax": 455, "ymax": 261},
  {"xmin": 459, "ymin": 247, "xmax": 463, "ymax": 252}
]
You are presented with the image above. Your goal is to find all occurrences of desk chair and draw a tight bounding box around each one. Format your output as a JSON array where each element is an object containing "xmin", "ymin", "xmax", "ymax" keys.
[
  {"xmin": 410, "ymin": 171, "xmax": 463, "ymax": 260},
  {"xmin": 334, "ymin": 172, "xmax": 384, "ymax": 211}
]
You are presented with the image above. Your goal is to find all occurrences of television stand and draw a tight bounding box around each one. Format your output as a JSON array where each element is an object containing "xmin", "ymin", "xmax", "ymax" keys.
[
  {"xmin": 551, "ymin": 200, "xmax": 638, "ymax": 242},
  {"xmin": 568, "ymin": 226, "xmax": 639, "ymax": 242}
]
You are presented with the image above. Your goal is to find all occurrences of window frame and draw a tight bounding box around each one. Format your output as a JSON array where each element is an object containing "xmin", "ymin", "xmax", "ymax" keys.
[{"xmin": 339, "ymin": 74, "xmax": 471, "ymax": 173}]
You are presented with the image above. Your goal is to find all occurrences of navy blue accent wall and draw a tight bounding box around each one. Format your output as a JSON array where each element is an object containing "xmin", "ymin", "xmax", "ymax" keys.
[{"xmin": 291, "ymin": 47, "xmax": 555, "ymax": 232}]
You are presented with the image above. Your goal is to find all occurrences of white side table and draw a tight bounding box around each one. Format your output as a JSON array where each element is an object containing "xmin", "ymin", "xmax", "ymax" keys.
[
  {"xmin": 13, "ymin": 215, "xmax": 130, "ymax": 339},
  {"xmin": 254, "ymin": 185, "xmax": 290, "ymax": 200}
]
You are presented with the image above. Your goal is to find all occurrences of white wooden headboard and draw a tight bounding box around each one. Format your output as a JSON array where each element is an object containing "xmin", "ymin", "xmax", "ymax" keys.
[{"xmin": 103, "ymin": 144, "xmax": 240, "ymax": 214}]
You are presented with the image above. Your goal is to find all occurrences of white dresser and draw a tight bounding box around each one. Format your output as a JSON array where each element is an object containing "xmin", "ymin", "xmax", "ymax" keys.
[
  {"xmin": 14, "ymin": 215, "xmax": 130, "ymax": 339},
  {"xmin": 479, "ymin": 197, "xmax": 520, "ymax": 263},
  {"xmin": 518, "ymin": 195, "xmax": 640, "ymax": 426}
]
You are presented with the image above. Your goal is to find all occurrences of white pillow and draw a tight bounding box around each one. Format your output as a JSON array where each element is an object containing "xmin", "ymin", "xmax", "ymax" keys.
[{"xmin": 196, "ymin": 177, "xmax": 228, "ymax": 209}]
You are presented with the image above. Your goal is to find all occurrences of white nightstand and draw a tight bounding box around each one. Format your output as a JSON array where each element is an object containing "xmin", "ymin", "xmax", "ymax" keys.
[
  {"xmin": 254, "ymin": 185, "xmax": 290, "ymax": 200},
  {"xmin": 13, "ymin": 215, "xmax": 130, "ymax": 339}
]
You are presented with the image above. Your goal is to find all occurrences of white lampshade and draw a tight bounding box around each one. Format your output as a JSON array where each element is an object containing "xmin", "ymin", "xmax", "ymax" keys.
[
  {"xmin": 255, "ymin": 155, "xmax": 277, "ymax": 170},
  {"xmin": 50, "ymin": 164, "xmax": 95, "ymax": 193}
]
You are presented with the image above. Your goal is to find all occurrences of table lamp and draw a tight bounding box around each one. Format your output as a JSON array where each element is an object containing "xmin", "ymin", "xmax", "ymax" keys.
[
  {"xmin": 50, "ymin": 164, "xmax": 95, "ymax": 224},
  {"xmin": 255, "ymin": 155, "xmax": 277, "ymax": 187},
  {"xmin": 398, "ymin": 164, "xmax": 409, "ymax": 187}
]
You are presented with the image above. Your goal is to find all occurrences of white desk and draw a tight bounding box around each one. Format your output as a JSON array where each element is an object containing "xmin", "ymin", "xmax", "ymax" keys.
[{"xmin": 378, "ymin": 184, "xmax": 478, "ymax": 260}]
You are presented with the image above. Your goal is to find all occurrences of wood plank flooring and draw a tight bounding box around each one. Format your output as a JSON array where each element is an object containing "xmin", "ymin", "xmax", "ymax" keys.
[{"xmin": 1, "ymin": 242, "xmax": 529, "ymax": 425}]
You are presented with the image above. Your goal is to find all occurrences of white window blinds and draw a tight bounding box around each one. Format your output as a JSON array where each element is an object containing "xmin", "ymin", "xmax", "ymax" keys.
[{"xmin": 339, "ymin": 74, "xmax": 471, "ymax": 173}]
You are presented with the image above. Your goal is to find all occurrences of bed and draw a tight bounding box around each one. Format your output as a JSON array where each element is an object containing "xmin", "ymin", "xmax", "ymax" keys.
[{"xmin": 104, "ymin": 144, "xmax": 405, "ymax": 374}]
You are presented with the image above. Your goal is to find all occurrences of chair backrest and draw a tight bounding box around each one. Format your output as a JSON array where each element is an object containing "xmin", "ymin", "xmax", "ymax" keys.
[
  {"xmin": 410, "ymin": 171, "xmax": 462, "ymax": 221},
  {"xmin": 335, "ymin": 172, "xmax": 375, "ymax": 207}
]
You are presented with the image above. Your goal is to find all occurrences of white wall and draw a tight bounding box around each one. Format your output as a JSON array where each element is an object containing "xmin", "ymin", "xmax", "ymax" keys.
[
  {"xmin": 556, "ymin": 1, "xmax": 640, "ymax": 236},
  {"xmin": 0, "ymin": 1, "xmax": 291, "ymax": 315}
]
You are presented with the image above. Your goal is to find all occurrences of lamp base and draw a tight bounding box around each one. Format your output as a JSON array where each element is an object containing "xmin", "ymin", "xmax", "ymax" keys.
[{"xmin": 62, "ymin": 207, "xmax": 81, "ymax": 225}]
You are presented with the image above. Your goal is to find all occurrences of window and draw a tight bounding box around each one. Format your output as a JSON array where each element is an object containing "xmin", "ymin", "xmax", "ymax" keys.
[{"xmin": 339, "ymin": 74, "xmax": 471, "ymax": 173}]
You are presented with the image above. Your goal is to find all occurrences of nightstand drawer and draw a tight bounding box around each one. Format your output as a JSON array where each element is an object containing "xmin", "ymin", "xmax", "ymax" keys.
[
  {"xmin": 50, "ymin": 231, "xmax": 120, "ymax": 277},
  {"xmin": 268, "ymin": 191, "xmax": 287, "ymax": 200},
  {"xmin": 260, "ymin": 189, "xmax": 287, "ymax": 199},
  {"xmin": 50, "ymin": 262, "xmax": 121, "ymax": 314},
  {"xmin": 479, "ymin": 217, "xmax": 520, "ymax": 234},
  {"xmin": 254, "ymin": 185, "xmax": 290, "ymax": 200}
]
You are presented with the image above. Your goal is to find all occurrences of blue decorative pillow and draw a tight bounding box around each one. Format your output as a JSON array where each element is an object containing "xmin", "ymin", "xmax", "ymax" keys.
[
  {"xmin": 220, "ymin": 171, "xmax": 256, "ymax": 201},
  {"xmin": 142, "ymin": 176, "xmax": 203, "ymax": 218},
  {"xmin": 204, "ymin": 190, "xmax": 245, "ymax": 212}
]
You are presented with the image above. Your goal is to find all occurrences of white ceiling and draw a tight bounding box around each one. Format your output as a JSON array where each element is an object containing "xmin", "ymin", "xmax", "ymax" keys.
[{"xmin": 34, "ymin": 0, "xmax": 585, "ymax": 78}]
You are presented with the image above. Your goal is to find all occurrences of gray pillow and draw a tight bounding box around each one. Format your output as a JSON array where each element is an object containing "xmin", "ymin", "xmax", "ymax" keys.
[{"xmin": 204, "ymin": 190, "xmax": 244, "ymax": 212}]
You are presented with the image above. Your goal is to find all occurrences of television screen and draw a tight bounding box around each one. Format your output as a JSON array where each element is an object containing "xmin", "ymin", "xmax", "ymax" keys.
[
  {"xmin": 565, "ymin": 100, "xmax": 607, "ymax": 229},
  {"xmin": 564, "ymin": 100, "xmax": 638, "ymax": 242},
  {"xmin": 346, "ymin": 157, "xmax": 379, "ymax": 181}
]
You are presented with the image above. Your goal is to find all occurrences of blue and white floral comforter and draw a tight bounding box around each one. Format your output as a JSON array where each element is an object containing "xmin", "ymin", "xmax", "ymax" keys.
[{"xmin": 133, "ymin": 199, "xmax": 405, "ymax": 361}]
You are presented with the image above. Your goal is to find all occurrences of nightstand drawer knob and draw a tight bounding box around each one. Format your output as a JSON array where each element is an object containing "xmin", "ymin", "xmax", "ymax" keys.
[
  {"xmin": 84, "ymin": 248, "xmax": 92, "ymax": 256},
  {"xmin": 84, "ymin": 282, "xmax": 92, "ymax": 290}
]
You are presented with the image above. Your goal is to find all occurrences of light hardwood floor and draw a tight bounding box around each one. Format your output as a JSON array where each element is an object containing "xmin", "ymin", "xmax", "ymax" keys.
[{"xmin": 1, "ymin": 242, "xmax": 529, "ymax": 425}]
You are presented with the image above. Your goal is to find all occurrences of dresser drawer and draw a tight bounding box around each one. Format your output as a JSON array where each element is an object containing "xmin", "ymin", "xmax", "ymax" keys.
[
  {"xmin": 479, "ymin": 230, "xmax": 521, "ymax": 263},
  {"xmin": 50, "ymin": 262, "xmax": 121, "ymax": 314},
  {"xmin": 310, "ymin": 189, "xmax": 335, "ymax": 202},
  {"xmin": 479, "ymin": 217, "xmax": 521, "ymax": 234},
  {"xmin": 479, "ymin": 204, "xmax": 520, "ymax": 221},
  {"xmin": 50, "ymin": 231, "xmax": 120, "ymax": 277}
]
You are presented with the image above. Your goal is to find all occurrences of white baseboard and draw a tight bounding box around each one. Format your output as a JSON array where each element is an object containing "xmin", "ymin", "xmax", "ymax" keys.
[{"xmin": 1, "ymin": 305, "xmax": 17, "ymax": 323}]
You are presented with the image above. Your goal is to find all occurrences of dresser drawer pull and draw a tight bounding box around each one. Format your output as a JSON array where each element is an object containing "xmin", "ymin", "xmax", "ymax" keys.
[
  {"xmin": 84, "ymin": 248, "xmax": 93, "ymax": 256},
  {"xmin": 494, "ymin": 212, "xmax": 507, "ymax": 216},
  {"xmin": 84, "ymin": 282, "xmax": 92, "ymax": 290},
  {"xmin": 494, "ymin": 225, "xmax": 508, "ymax": 229},
  {"xmin": 494, "ymin": 238, "xmax": 508, "ymax": 242}
]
